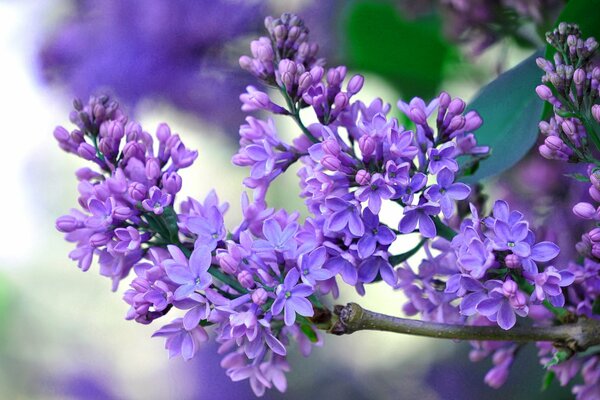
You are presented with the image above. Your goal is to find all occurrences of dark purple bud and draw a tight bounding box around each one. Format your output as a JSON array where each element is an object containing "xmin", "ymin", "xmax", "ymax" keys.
[
  {"xmin": 129, "ymin": 182, "xmax": 147, "ymax": 202},
  {"xmin": 438, "ymin": 92, "xmax": 451, "ymax": 108},
  {"xmin": 589, "ymin": 227, "xmax": 600, "ymax": 243},
  {"xmin": 355, "ymin": 169, "xmax": 371, "ymax": 185},
  {"xmin": 505, "ymin": 254, "xmax": 521, "ymax": 269},
  {"xmin": 447, "ymin": 115, "xmax": 465, "ymax": 132},
  {"xmin": 463, "ymin": 111, "xmax": 483, "ymax": 131},
  {"xmin": 448, "ymin": 98, "xmax": 466, "ymax": 115},
  {"xmin": 321, "ymin": 155, "xmax": 341, "ymax": 171},
  {"xmin": 113, "ymin": 206, "xmax": 133, "ymax": 220},
  {"xmin": 322, "ymin": 138, "xmax": 340, "ymax": 156},
  {"xmin": 89, "ymin": 232, "xmax": 111, "ymax": 247},
  {"xmin": 347, "ymin": 74, "xmax": 364, "ymax": 95},
  {"xmin": 409, "ymin": 107, "xmax": 427, "ymax": 125},
  {"xmin": 310, "ymin": 66, "xmax": 324, "ymax": 83},
  {"xmin": 501, "ymin": 280, "xmax": 518, "ymax": 297},
  {"xmin": 162, "ymin": 172, "xmax": 182, "ymax": 195},
  {"xmin": 53, "ymin": 126, "xmax": 70, "ymax": 143},
  {"xmin": 237, "ymin": 270, "xmax": 255, "ymax": 289},
  {"xmin": 333, "ymin": 92, "xmax": 349, "ymax": 110},
  {"xmin": 156, "ymin": 123, "xmax": 171, "ymax": 142},
  {"xmin": 592, "ymin": 104, "xmax": 600, "ymax": 123},
  {"xmin": 561, "ymin": 120, "xmax": 577, "ymax": 138},
  {"xmin": 358, "ymin": 135, "xmax": 376, "ymax": 156},
  {"xmin": 145, "ymin": 157, "xmax": 162, "ymax": 180},
  {"xmin": 589, "ymin": 186, "xmax": 600, "ymax": 203},
  {"xmin": 298, "ymin": 72, "xmax": 313, "ymax": 93},
  {"xmin": 56, "ymin": 215, "xmax": 80, "ymax": 232},
  {"xmin": 574, "ymin": 68, "xmax": 586, "ymax": 85},
  {"xmin": 535, "ymin": 85, "xmax": 553, "ymax": 101},
  {"xmin": 77, "ymin": 143, "xmax": 97, "ymax": 161},
  {"xmin": 252, "ymin": 288, "xmax": 268, "ymax": 305},
  {"xmin": 573, "ymin": 202, "xmax": 597, "ymax": 219},
  {"xmin": 544, "ymin": 136, "xmax": 564, "ymax": 151}
]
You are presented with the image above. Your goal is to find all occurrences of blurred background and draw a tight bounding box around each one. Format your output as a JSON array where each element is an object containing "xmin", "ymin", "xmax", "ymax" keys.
[{"xmin": 0, "ymin": 0, "xmax": 577, "ymax": 398}]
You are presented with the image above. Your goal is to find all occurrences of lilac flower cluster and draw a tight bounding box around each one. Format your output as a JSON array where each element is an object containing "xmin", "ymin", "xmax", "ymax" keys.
[
  {"xmin": 536, "ymin": 23, "xmax": 600, "ymax": 163},
  {"xmin": 54, "ymin": 12, "xmax": 589, "ymax": 398},
  {"xmin": 55, "ymin": 95, "xmax": 197, "ymax": 290}
]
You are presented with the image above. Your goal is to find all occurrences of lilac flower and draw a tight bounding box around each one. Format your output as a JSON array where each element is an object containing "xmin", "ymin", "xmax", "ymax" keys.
[
  {"xmin": 252, "ymin": 218, "xmax": 298, "ymax": 256},
  {"xmin": 356, "ymin": 209, "xmax": 396, "ymax": 259},
  {"xmin": 185, "ymin": 206, "xmax": 226, "ymax": 250},
  {"xmin": 397, "ymin": 97, "xmax": 439, "ymax": 125},
  {"xmin": 324, "ymin": 196, "xmax": 365, "ymax": 236},
  {"xmin": 358, "ymin": 255, "xmax": 396, "ymax": 286},
  {"xmin": 456, "ymin": 235, "xmax": 495, "ymax": 279},
  {"xmin": 152, "ymin": 318, "xmax": 209, "ymax": 361},
  {"xmin": 425, "ymin": 167, "xmax": 470, "ymax": 218},
  {"xmin": 163, "ymin": 245, "xmax": 212, "ymax": 300},
  {"xmin": 427, "ymin": 143, "xmax": 459, "ymax": 174},
  {"xmin": 354, "ymin": 173, "xmax": 394, "ymax": 214},
  {"xmin": 271, "ymin": 269, "xmax": 314, "ymax": 326},
  {"xmin": 520, "ymin": 238, "xmax": 560, "ymax": 274},
  {"xmin": 298, "ymin": 247, "xmax": 334, "ymax": 286},
  {"xmin": 86, "ymin": 198, "xmax": 125, "ymax": 228},
  {"xmin": 395, "ymin": 172, "xmax": 427, "ymax": 204},
  {"xmin": 142, "ymin": 186, "xmax": 172, "ymax": 215},
  {"xmin": 491, "ymin": 220, "xmax": 531, "ymax": 257},
  {"xmin": 113, "ymin": 226, "xmax": 143, "ymax": 253},
  {"xmin": 399, "ymin": 202, "xmax": 441, "ymax": 238},
  {"xmin": 526, "ymin": 266, "xmax": 574, "ymax": 307},
  {"xmin": 476, "ymin": 280, "xmax": 529, "ymax": 330}
]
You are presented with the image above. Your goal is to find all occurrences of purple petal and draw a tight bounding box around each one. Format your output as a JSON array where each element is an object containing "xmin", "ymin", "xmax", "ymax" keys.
[
  {"xmin": 183, "ymin": 306, "xmax": 206, "ymax": 331},
  {"xmin": 189, "ymin": 247, "xmax": 211, "ymax": 276},
  {"xmin": 399, "ymin": 211, "xmax": 418, "ymax": 234},
  {"xmin": 262, "ymin": 219, "xmax": 281, "ymax": 243},
  {"xmin": 357, "ymin": 235, "xmax": 377, "ymax": 259},
  {"xmin": 418, "ymin": 214, "xmax": 437, "ymax": 238},
  {"xmin": 497, "ymin": 301, "xmax": 516, "ymax": 330},
  {"xmin": 165, "ymin": 264, "xmax": 194, "ymax": 285},
  {"xmin": 476, "ymin": 298, "xmax": 501, "ymax": 316},
  {"xmin": 531, "ymin": 241, "xmax": 560, "ymax": 262},
  {"xmin": 290, "ymin": 297, "xmax": 314, "ymax": 318}
]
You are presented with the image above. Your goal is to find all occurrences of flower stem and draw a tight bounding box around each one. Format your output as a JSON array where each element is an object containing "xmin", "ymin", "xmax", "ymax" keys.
[{"xmin": 329, "ymin": 303, "xmax": 600, "ymax": 352}]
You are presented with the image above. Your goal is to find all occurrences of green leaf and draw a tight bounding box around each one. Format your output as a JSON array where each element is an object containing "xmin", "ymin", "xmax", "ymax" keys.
[
  {"xmin": 389, "ymin": 239, "xmax": 426, "ymax": 266},
  {"xmin": 300, "ymin": 323, "xmax": 319, "ymax": 343},
  {"xmin": 342, "ymin": 1, "xmax": 457, "ymax": 98},
  {"xmin": 592, "ymin": 298, "xmax": 600, "ymax": 315},
  {"xmin": 564, "ymin": 172, "xmax": 591, "ymax": 182},
  {"xmin": 461, "ymin": 50, "xmax": 544, "ymax": 183},
  {"xmin": 541, "ymin": 370, "xmax": 555, "ymax": 391},
  {"xmin": 544, "ymin": 349, "xmax": 572, "ymax": 368}
]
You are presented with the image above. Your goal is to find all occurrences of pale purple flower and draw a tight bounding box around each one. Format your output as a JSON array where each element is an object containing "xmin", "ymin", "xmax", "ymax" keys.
[
  {"xmin": 476, "ymin": 280, "xmax": 529, "ymax": 330},
  {"xmin": 425, "ymin": 167, "xmax": 470, "ymax": 218},
  {"xmin": 185, "ymin": 205, "xmax": 226, "ymax": 250},
  {"xmin": 324, "ymin": 196, "xmax": 365, "ymax": 236},
  {"xmin": 152, "ymin": 318, "xmax": 208, "ymax": 361},
  {"xmin": 356, "ymin": 208, "xmax": 396, "ymax": 259},
  {"xmin": 142, "ymin": 186, "xmax": 172, "ymax": 215},
  {"xmin": 427, "ymin": 142, "xmax": 459, "ymax": 174},
  {"xmin": 298, "ymin": 246, "xmax": 334, "ymax": 286},
  {"xmin": 271, "ymin": 269, "xmax": 314, "ymax": 326},
  {"xmin": 252, "ymin": 218, "xmax": 298, "ymax": 256},
  {"xmin": 354, "ymin": 173, "xmax": 394, "ymax": 214},
  {"xmin": 397, "ymin": 97, "xmax": 439, "ymax": 125},
  {"xmin": 163, "ymin": 245, "xmax": 212, "ymax": 300},
  {"xmin": 113, "ymin": 226, "xmax": 142, "ymax": 253},
  {"xmin": 492, "ymin": 220, "xmax": 531, "ymax": 257},
  {"xmin": 358, "ymin": 255, "xmax": 396, "ymax": 286},
  {"xmin": 526, "ymin": 266, "xmax": 574, "ymax": 307},
  {"xmin": 399, "ymin": 202, "xmax": 441, "ymax": 238}
]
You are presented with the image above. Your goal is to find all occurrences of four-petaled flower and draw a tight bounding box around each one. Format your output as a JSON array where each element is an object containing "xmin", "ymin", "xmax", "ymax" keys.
[
  {"xmin": 271, "ymin": 269, "xmax": 314, "ymax": 326},
  {"xmin": 164, "ymin": 245, "xmax": 212, "ymax": 300}
]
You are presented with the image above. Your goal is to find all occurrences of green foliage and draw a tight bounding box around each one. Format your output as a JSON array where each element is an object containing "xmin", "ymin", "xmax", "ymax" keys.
[
  {"xmin": 462, "ymin": 50, "xmax": 544, "ymax": 183},
  {"xmin": 541, "ymin": 370, "xmax": 555, "ymax": 391},
  {"xmin": 342, "ymin": 1, "xmax": 457, "ymax": 99}
]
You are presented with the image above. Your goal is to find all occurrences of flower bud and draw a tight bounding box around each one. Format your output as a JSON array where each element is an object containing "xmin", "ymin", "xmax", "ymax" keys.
[
  {"xmin": 535, "ymin": 85, "xmax": 553, "ymax": 101},
  {"xmin": 53, "ymin": 126, "xmax": 70, "ymax": 143},
  {"xmin": 333, "ymin": 92, "xmax": 349, "ymax": 110},
  {"xmin": 589, "ymin": 186, "xmax": 600, "ymax": 203},
  {"xmin": 162, "ymin": 172, "xmax": 182, "ymax": 195},
  {"xmin": 129, "ymin": 182, "xmax": 147, "ymax": 202},
  {"xmin": 573, "ymin": 202, "xmax": 597, "ymax": 219},
  {"xmin": 502, "ymin": 280, "xmax": 518, "ymax": 297},
  {"xmin": 409, "ymin": 107, "xmax": 427, "ymax": 125},
  {"xmin": 358, "ymin": 135, "xmax": 376, "ymax": 156},
  {"xmin": 322, "ymin": 138, "xmax": 340, "ymax": 156},
  {"xmin": 89, "ymin": 232, "xmax": 111, "ymax": 247},
  {"xmin": 77, "ymin": 143, "xmax": 97, "ymax": 161},
  {"xmin": 355, "ymin": 169, "xmax": 371, "ymax": 186},
  {"xmin": 145, "ymin": 157, "xmax": 162, "ymax": 180},
  {"xmin": 504, "ymin": 254, "xmax": 521, "ymax": 269},
  {"xmin": 592, "ymin": 104, "xmax": 600, "ymax": 123},
  {"xmin": 237, "ymin": 270, "xmax": 255, "ymax": 289},
  {"xmin": 298, "ymin": 72, "xmax": 313, "ymax": 93},
  {"xmin": 448, "ymin": 98, "xmax": 466, "ymax": 115},
  {"xmin": 113, "ymin": 206, "xmax": 133, "ymax": 220},
  {"xmin": 321, "ymin": 155, "xmax": 341, "ymax": 171},
  {"xmin": 574, "ymin": 68, "xmax": 586, "ymax": 85},
  {"xmin": 588, "ymin": 227, "xmax": 600, "ymax": 243},
  {"xmin": 156, "ymin": 123, "xmax": 171, "ymax": 142},
  {"xmin": 252, "ymin": 288, "xmax": 268, "ymax": 305},
  {"xmin": 347, "ymin": 74, "xmax": 364, "ymax": 95},
  {"xmin": 56, "ymin": 215, "xmax": 80, "ymax": 232}
]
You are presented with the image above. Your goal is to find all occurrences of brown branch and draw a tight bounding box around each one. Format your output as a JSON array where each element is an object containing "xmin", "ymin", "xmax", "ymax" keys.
[{"xmin": 329, "ymin": 303, "xmax": 600, "ymax": 352}]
